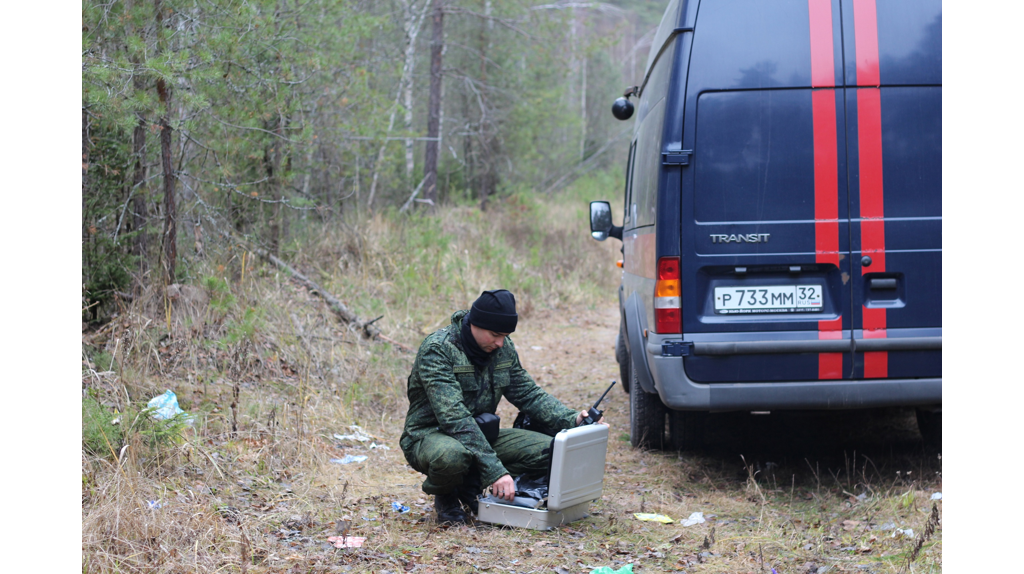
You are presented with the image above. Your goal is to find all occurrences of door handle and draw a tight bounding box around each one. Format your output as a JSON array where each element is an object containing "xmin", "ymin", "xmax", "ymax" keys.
[{"xmin": 869, "ymin": 278, "xmax": 898, "ymax": 290}]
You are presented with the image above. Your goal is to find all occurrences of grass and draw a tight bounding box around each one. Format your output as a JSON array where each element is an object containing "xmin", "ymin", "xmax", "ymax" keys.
[{"xmin": 81, "ymin": 173, "xmax": 940, "ymax": 573}]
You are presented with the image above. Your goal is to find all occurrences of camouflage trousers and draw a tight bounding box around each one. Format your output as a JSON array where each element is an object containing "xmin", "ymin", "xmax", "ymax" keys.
[{"xmin": 406, "ymin": 428, "xmax": 554, "ymax": 495}]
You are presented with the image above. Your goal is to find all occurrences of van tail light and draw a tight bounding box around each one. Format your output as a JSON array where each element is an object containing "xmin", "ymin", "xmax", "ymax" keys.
[{"xmin": 654, "ymin": 257, "xmax": 681, "ymax": 334}]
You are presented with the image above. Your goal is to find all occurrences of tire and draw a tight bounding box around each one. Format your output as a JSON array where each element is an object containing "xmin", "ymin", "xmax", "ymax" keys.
[
  {"xmin": 615, "ymin": 320, "xmax": 630, "ymax": 394},
  {"xmin": 629, "ymin": 359, "xmax": 665, "ymax": 449},
  {"xmin": 668, "ymin": 409, "xmax": 707, "ymax": 451},
  {"xmin": 915, "ymin": 406, "xmax": 941, "ymax": 449}
]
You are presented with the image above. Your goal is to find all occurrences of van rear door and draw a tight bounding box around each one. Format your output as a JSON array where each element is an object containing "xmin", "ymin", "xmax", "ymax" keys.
[
  {"xmin": 680, "ymin": 0, "xmax": 854, "ymax": 383},
  {"xmin": 841, "ymin": 0, "xmax": 942, "ymax": 379}
]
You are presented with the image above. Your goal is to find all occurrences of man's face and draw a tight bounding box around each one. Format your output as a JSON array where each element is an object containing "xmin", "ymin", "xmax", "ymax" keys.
[{"xmin": 470, "ymin": 324, "xmax": 509, "ymax": 353}]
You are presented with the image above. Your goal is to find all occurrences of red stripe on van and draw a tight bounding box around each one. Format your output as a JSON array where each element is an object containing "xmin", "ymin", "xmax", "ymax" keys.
[
  {"xmin": 818, "ymin": 318, "xmax": 843, "ymax": 379},
  {"xmin": 853, "ymin": 0, "xmax": 880, "ymax": 86},
  {"xmin": 812, "ymin": 90, "xmax": 839, "ymax": 266},
  {"xmin": 854, "ymin": 0, "xmax": 887, "ymax": 378},
  {"xmin": 808, "ymin": 0, "xmax": 835, "ymax": 87},
  {"xmin": 809, "ymin": 0, "xmax": 841, "ymax": 379}
]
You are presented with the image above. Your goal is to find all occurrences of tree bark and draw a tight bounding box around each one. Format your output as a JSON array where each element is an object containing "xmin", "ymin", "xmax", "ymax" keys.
[
  {"xmin": 155, "ymin": 0, "xmax": 176, "ymax": 286},
  {"xmin": 404, "ymin": 0, "xmax": 430, "ymax": 184},
  {"xmin": 131, "ymin": 114, "xmax": 149, "ymax": 278},
  {"xmin": 478, "ymin": 0, "xmax": 496, "ymax": 211},
  {"xmin": 422, "ymin": 0, "xmax": 444, "ymax": 211},
  {"xmin": 82, "ymin": 108, "xmax": 90, "ymax": 249},
  {"xmin": 268, "ymin": 119, "xmax": 284, "ymax": 256},
  {"xmin": 128, "ymin": 0, "xmax": 148, "ymax": 280},
  {"xmin": 158, "ymin": 78, "xmax": 177, "ymax": 286}
]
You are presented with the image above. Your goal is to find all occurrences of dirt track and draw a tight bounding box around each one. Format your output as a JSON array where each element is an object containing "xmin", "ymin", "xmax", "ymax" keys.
[
  {"xmin": 118, "ymin": 302, "xmax": 939, "ymax": 573},
  {"xmin": 348, "ymin": 302, "xmax": 942, "ymax": 572}
]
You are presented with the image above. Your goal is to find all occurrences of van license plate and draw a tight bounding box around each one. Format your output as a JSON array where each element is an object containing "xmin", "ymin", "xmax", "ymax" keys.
[{"xmin": 714, "ymin": 285, "xmax": 823, "ymax": 314}]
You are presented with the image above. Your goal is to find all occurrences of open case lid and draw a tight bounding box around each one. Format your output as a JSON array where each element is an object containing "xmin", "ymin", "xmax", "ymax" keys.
[{"xmin": 547, "ymin": 424, "xmax": 609, "ymax": 511}]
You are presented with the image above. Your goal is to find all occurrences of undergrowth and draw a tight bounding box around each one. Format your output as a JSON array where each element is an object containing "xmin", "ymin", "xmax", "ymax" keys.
[{"xmin": 81, "ymin": 173, "xmax": 941, "ymax": 573}]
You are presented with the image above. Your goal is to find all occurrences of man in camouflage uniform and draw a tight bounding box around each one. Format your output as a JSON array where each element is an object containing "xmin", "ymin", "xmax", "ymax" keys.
[{"xmin": 400, "ymin": 289, "xmax": 605, "ymax": 524}]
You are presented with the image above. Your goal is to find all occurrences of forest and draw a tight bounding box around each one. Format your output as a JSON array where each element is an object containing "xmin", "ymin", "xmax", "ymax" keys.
[
  {"xmin": 82, "ymin": 0, "xmax": 663, "ymax": 310},
  {"xmin": 80, "ymin": 1, "xmax": 942, "ymax": 573}
]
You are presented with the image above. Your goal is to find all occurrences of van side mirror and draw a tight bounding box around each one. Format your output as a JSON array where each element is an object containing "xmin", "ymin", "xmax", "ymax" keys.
[
  {"xmin": 611, "ymin": 97, "xmax": 634, "ymax": 121},
  {"xmin": 611, "ymin": 86, "xmax": 638, "ymax": 120},
  {"xmin": 590, "ymin": 201, "xmax": 613, "ymax": 241}
]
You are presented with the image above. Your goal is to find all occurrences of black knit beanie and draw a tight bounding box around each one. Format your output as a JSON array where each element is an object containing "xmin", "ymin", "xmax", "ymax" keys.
[{"xmin": 467, "ymin": 289, "xmax": 518, "ymax": 333}]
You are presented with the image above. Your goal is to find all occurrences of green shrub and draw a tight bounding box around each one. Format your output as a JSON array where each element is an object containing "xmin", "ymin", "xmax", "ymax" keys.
[
  {"xmin": 202, "ymin": 275, "xmax": 237, "ymax": 316},
  {"xmin": 82, "ymin": 394, "xmax": 192, "ymax": 460},
  {"xmin": 221, "ymin": 306, "xmax": 263, "ymax": 347},
  {"xmin": 82, "ymin": 395, "xmax": 123, "ymax": 457}
]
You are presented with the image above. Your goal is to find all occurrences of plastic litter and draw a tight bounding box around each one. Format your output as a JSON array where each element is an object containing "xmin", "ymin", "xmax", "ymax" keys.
[
  {"xmin": 330, "ymin": 455, "xmax": 368, "ymax": 464},
  {"xmin": 590, "ymin": 564, "xmax": 633, "ymax": 574},
  {"xmin": 146, "ymin": 390, "xmax": 194, "ymax": 424},
  {"xmin": 327, "ymin": 535, "xmax": 366, "ymax": 548},
  {"xmin": 333, "ymin": 425, "xmax": 373, "ymax": 442},
  {"xmin": 633, "ymin": 513, "xmax": 674, "ymax": 524},
  {"xmin": 147, "ymin": 500, "xmax": 162, "ymax": 509},
  {"xmin": 892, "ymin": 528, "xmax": 914, "ymax": 538},
  {"xmin": 368, "ymin": 442, "xmax": 390, "ymax": 450},
  {"xmin": 930, "ymin": 492, "xmax": 942, "ymax": 500},
  {"xmin": 391, "ymin": 502, "xmax": 410, "ymax": 513},
  {"xmin": 681, "ymin": 511, "xmax": 705, "ymax": 526}
]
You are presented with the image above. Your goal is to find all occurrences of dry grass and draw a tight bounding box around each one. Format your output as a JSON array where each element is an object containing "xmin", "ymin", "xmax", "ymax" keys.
[{"xmin": 82, "ymin": 177, "xmax": 940, "ymax": 573}]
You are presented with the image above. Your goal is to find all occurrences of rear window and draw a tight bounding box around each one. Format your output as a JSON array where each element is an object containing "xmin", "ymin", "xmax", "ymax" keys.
[
  {"xmin": 629, "ymin": 99, "xmax": 665, "ymax": 229},
  {"xmin": 694, "ymin": 89, "xmax": 816, "ymax": 223}
]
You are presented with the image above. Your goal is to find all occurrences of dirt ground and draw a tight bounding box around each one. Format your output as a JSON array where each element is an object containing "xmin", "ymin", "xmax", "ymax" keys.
[
  {"xmin": 271, "ymin": 303, "xmax": 941, "ymax": 572},
  {"xmin": 84, "ymin": 301, "xmax": 940, "ymax": 573}
]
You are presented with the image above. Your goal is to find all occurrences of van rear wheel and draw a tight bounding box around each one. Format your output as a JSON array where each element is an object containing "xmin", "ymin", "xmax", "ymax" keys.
[
  {"xmin": 668, "ymin": 410, "xmax": 707, "ymax": 451},
  {"xmin": 629, "ymin": 360, "xmax": 665, "ymax": 449},
  {"xmin": 915, "ymin": 406, "xmax": 941, "ymax": 449},
  {"xmin": 615, "ymin": 321, "xmax": 630, "ymax": 394}
]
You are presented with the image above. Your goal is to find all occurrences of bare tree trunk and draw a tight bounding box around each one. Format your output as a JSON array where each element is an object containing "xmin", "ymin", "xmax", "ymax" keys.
[
  {"xmin": 369, "ymin": 0, "xmax": 429, "ymax": 210},
  {"xmin": 404, "ymin": 0, "xmax": 430, "ymax": 184},
  {"xmin": 131, "ymin": 113, "xmax": 149, "ymax": 279},
  {"xmin": 422, "ymin": 0, "xmax": 444, "ymax": 211},
  {"xmin": 157, "ymin": 78, "xmax": 177, "ymax": 286},
  {"xmin": 82, "ymin": 108, "xmax": 90, "ymax": 247},
  {"xmin": 269, "ymin": 120, "xmax": 283, "ymax": 256},
  {"xmin": 127, "ymin": 1, "xmax": 149, "ymax": 280},
  {"xmin": 154, "ymin": 0, "xmax": 176, "ymax": 286},
  {"xmin": 580, "ymin": 50, "xmax": 587, "ymax": 161},
  {"xmin": 404, "ymin": 81, "xmax": 415, "ymax": 183},
  {"xmin": 478, "ymin": 0, "xmax": 495, "ymax": 211}
]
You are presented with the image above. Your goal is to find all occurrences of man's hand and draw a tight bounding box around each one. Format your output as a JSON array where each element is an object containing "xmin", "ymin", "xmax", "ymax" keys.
[
  {"xmin": 576, "ymin": 410, "xmax": 610, "ymax": 427},
  {"xmin": 490, "ymin": 474, "xmax": 515, "ymax": 503}
]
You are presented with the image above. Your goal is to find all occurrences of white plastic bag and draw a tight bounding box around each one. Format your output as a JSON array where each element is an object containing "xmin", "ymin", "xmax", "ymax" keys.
[{"xmin": 682, "ymin": 512, "xmax": 706, "ymax": 526}]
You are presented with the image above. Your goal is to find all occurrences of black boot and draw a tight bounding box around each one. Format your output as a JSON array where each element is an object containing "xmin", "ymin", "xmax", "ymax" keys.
[
  {"xmin": 434, "ymin": 492, "xmax": 468, "ymax": 524},
  {"xmin": 457, "ymin": 470, "xmax": 483, "ymax": 514},
  {"xmin": 455, "ymin": 485, "xmax": 480, "ymax": 514}
]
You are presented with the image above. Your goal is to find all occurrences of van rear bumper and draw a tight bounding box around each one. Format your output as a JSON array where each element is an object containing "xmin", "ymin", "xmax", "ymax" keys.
[{"xmin": 644, "ymin": 338, "xmax": 942, "ymax": 411}]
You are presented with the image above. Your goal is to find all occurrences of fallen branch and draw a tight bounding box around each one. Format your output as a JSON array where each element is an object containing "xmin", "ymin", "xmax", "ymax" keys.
[{"xmin": 218, "ymin": 228, "xmax": 414, "ymax": 353}]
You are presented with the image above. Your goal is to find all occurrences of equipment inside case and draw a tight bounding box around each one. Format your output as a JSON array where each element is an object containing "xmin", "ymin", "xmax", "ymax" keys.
[{"xmin": 476, "ymin": 424, "xmax": 609, "ymax": 530}]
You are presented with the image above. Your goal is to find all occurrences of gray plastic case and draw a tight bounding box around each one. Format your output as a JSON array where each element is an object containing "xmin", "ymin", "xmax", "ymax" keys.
[{"xmin": 476, "ymin": 424, "xmax": 608, "ymax": 529}]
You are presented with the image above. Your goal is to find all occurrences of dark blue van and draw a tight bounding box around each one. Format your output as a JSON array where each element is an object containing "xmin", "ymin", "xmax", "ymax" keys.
[{"xmin": 590, "ymin": 0, "xmax": 941, "ymax": 449}]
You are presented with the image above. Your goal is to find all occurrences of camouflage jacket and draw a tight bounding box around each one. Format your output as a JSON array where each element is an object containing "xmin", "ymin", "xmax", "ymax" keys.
[{"xmin": 399, "ymin": 310, "xmax": 578, "ymax": 487}]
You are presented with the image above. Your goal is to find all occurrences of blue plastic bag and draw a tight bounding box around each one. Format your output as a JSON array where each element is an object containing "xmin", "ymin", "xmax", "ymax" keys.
[
  {"xmin": 330, "ymin": 455, "xmax": 368, "ymax": 464},
  {"xmin": 591, "ymin": 565, "xmax": 633, "ymax": 574},
  {"xmin": 147, "ymin": 390, "xmax": 192, "ymax": 423}
]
